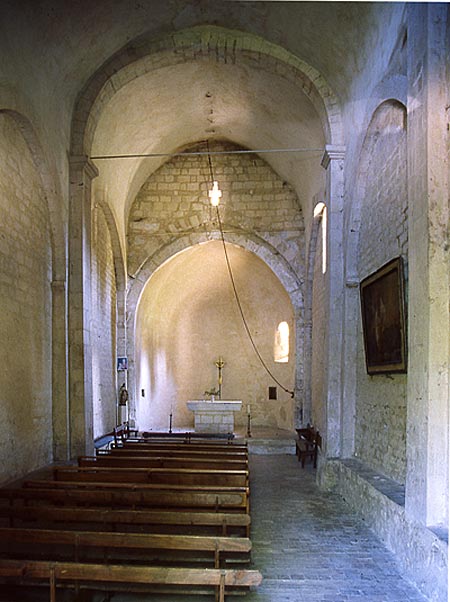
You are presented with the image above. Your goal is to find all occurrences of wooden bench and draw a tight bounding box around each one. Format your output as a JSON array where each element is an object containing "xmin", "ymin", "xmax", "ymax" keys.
[
  {"xmin": 96, "ymin": 446, "xmax": 248, "ymax": 460},
  {"xmin": 0, "ymin": 527, "xmax": 251, "ymax": 568},
  {"xmin": 0, "ymin": 505, "xmax": 251, "ymax": 536},
  {"xmin": 113, "ymin": 440, "xmax": 247, "ymax": 453},
  {"xmin": 295, "ymin": 425, "xmax": 322, "ymax": 468},
  {"xmin": 0, "ymin": 428, "xmax": 260, "ymax": 599},
  {"xmin": 54, "ymin": 466, "xmax": 249, "ymax": 488},
  {"xmin": 1, "ymin": 485, "xmax": 249, "ymax": 513},
  {"xmin": 137, "ymin": 431, "xmax": 236, "ymax": 444},
  {"xmin": 80, "ymin": 454, "xmax": 248, "ymax": 471},
  {"xmin": 0, "ymin": 559, "xmax": 262, "ymax": 602}
]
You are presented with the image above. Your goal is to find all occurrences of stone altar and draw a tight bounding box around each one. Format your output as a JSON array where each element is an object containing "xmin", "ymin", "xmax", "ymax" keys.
[{"xmin": 186, "ymin": 400, "xmax": 242, "ymax": 433}]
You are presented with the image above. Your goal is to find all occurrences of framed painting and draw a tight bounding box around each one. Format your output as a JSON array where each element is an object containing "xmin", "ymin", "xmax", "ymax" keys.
[
  {"xmin": 360, "ymin": 257, "xmax": 407, "ymax": 374},
  {"xmin": 117, "ymin": 357, "xmax": 128, "ymax": 371}
]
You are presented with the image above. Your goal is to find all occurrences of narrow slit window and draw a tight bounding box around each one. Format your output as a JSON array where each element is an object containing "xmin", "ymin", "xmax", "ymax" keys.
[
  {"xmin": 314, "ymin": 202, "xmax": 327, "ymax": 274},
  {"xmin": 274, "ymin": 321, "xmax": 289, "ymax": 363}
]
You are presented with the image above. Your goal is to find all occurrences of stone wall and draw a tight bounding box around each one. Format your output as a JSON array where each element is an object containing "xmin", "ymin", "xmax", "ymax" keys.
[
  {"xmin": 0, "ymin": 114, "xmax": 52, "ymax": 483},
  {"xmin": 355, "ymin": 101, "xmax": 408, "ymax": 483},
  {"xmin": 127, "ymin": 140, "xmax": 304, "ymax": 279},
  {"xmin": 134, "ymin": 240, "xmax": 296, "ymax": 431},
  {"xmin": 91, "ymin": 205, "xmax": 118, "ymax": 439},
  {"xmin": 128, "ymin": 141, "xmax": 301, "ymax": 431},
  {"xmin": 322, "ymin": 459, "xmax": 447, "ymax": 602}
]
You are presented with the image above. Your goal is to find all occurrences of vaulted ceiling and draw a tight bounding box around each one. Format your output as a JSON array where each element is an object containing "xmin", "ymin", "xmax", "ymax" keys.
[{"xmin": 0, "ymin": 1, "xmax": 406, "ymax": 247}]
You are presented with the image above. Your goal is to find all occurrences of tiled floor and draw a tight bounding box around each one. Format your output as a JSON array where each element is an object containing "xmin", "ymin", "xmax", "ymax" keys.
[{"xmin": 245, "ymin": 454, "xmax": 428, "ymax": 602}]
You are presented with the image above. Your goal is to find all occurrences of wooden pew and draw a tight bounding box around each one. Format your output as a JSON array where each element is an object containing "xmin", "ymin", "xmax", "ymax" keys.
[
  {"xmin": 0, "ymin": 429, "xmax": 260, "ymax": 599},
  {"xmin": 0, "ymin": 559, "xmax": 262, "ymax": 602},
  {"xmin": 54, "ymin": 466, "xmax": 249, "ymax": 488},
  {"xmin": 0, "ymin": 486, "xmax": 249, "ymax": 513},
  {"xmin": 114, "ymin": 440, "xmax": 248, "ymax": 453},
  {"xmin": 138, "ymin": 431, "xmax": 236, "ymax": 443},
  {"xmin": 80, "ymin": 454, "xmax": 249, "ymax": 471},
  {"xmin": 0, "ymin": 505, "xmax": 251, "ymax": 536},
  {"xmin": 112, "ymin": 432, "xmax": 235, "ymax": 448},
  {"xmin": 97, "ymin": 446, "xmax": 248, "ymax": 460},
  {"xmin": 0, "ymin": 527, "xmax": 251, "ymax": 568}
]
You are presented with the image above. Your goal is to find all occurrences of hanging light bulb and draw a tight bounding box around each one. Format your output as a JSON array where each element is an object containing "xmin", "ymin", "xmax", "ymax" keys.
[{"xmin": 209, "ymin": 180, "xmax": 222, "ymax": 207}]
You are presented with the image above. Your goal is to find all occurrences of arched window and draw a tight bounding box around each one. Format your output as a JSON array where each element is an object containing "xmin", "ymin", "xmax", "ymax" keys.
[
  {"xmin": 314, "ymin": 202, "xmax": 327, "ymax": 274},
  {"xmin": 274, "ymin": 321, "xmax": 289, "ymax": 363}
]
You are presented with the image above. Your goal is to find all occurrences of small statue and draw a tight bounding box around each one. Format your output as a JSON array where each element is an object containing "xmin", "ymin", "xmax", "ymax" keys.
[{"xmin": 119, "ymin": 383, "xmax": 128, "ymax": 406}]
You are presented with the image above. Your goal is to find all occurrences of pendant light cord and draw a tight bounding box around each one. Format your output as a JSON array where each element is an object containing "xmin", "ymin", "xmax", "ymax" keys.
[{"xmin": 207, "ymin": 143, "xmax": 294, "ymax": 398}]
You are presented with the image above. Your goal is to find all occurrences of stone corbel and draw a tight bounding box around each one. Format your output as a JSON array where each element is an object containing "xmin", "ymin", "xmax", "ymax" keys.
[
  {"xmin": 321, "ymin": 145, "xmax": 346, "ymax": 169},
  {"xmin": 69, "ymin": 155, "xmax": 99, "ymax": 180}
]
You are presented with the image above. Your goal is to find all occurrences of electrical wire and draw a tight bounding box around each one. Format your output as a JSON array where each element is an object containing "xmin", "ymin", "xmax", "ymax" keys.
[{"xmin": 206, "ymin": 142, "xmax": 295, "ymax": 398}]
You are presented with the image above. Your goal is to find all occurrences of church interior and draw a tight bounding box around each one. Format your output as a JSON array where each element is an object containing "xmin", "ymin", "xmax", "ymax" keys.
[{"xmin": 0, "ymin": 1, "xmax": 449, "ymax": 600}]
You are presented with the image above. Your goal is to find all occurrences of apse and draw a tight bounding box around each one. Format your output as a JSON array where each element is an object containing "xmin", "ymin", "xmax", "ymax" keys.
[{"xmin": 134, "ymin": 240, "xmax": 295, "ymax": 432}]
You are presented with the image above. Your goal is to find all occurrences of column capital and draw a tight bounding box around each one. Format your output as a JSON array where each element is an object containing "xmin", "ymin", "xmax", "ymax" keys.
[
  {"xmin": 69, "ymin": 155, "xmax": 99, "ymax": 180},
  {"xmin": 321, "ymin": 145, "xmax": 346, "ymax": 169}
]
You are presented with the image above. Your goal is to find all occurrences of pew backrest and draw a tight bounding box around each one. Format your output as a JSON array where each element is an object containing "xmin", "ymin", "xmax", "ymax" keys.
[
  {"xmin": 55, "ymin": 466, "xmax": 249, "ymax": 487},
  {"xmin": 0, "ymin": 560, "xmax": 262, "ymax": 602}
]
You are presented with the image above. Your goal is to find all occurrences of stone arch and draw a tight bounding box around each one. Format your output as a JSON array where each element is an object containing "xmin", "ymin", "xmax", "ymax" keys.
[
  {"xmin": 126, "ymin": 231, "xmax": 304, "ymax": 427},
  {"xmin": 344, "ymin": 97, "xmax": 407, "ymax": 478},
  {"xmin": 0, "ymin": 109, "xmax": 66, "ymax": 470},
  {"xmin": 351, "ymin": 98, "xmax": 407, "ymax": 277},
  {"xmin": 303, "ymin": 201, "xmax": 326, "ymax": 426},
  {"xmin": 0, "ymin": 109, "xmax": 65, "ymax": 282},
  {"xmin": 91, "ymin": 196, "xmax": 128, "ymax": 437},
  {"xmin": 95, "ymin": 195, "xmax": 127, "ymax": 295},
  {"xmin": 70, "ymin": 25, "xmax": 343, "ymax": 158},
  {"xmin": 92, "ymin": 194, "xmax": 128, "ymax": 398},
  {"xmin": 0, "ymin": 108, "xmax": 69, "ymax": 460}
]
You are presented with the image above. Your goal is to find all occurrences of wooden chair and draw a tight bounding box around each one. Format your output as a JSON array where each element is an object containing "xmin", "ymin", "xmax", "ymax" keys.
[{"xmin": 295, "ymin": 425, "xmax": 322, "ymax": 468}]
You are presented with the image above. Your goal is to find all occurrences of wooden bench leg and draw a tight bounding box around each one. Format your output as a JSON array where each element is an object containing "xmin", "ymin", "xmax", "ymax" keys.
[
  {"xmin": 216, "ymin": 570, "xmax": 226, "ymax": 602},
  {"xmin": 214, "ymin": 544, "xmax": 220, "ymax": 569},
  {"xmin": 49, "ymin": 567, "xmax": 56, "ymax": 602}
]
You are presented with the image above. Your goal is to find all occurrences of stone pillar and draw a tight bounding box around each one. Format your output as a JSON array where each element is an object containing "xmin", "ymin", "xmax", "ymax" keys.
[
  {"xmin": 294, "ymin": 306, "xmax": 305, "ymax": 427},
  {"xmin": 68, "ymin": 156, "xmax": 98, "ymax": 457},
  {"xmin": 116, "ymin": 286, "xmax": 128, "ymax": 425},
  {"xmin": 406, "ymin": 4, "xmax": 449, "ymax": 527},
  {"xmin": 126, "ymin": 304, "xmax": 139, "ymax": 429},
  {"xmin": 51, "ymin": 279, "xmax": 69, "ymax": 460},
  {"xmin": 321, "ymin": 145, "xmax": 346, "ymax": 458}
]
